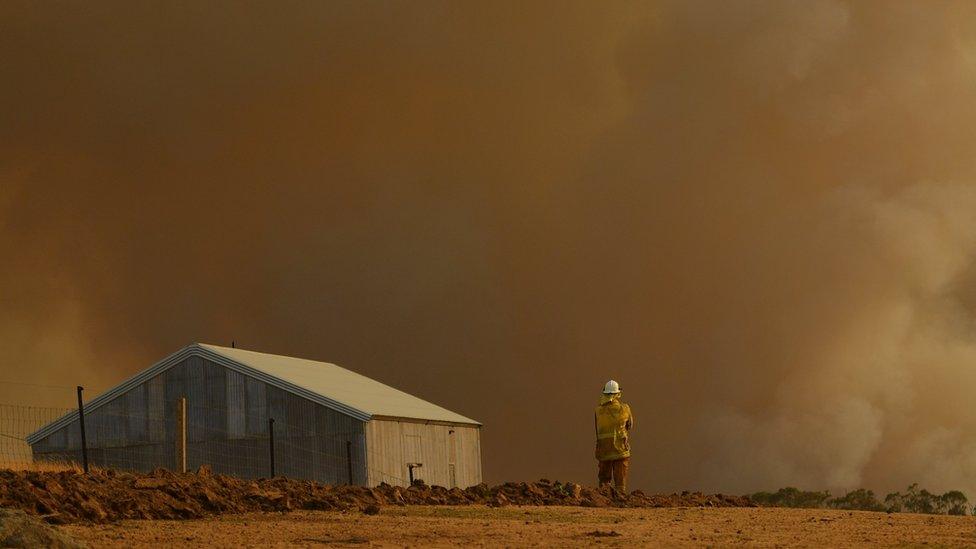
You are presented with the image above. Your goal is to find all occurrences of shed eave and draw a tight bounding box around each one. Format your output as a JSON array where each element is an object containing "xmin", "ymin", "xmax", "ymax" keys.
[
  {"xmin": 369, "ymin": 414, "xmax": 482, "ymax": 427},
  {"xmin": 26, "ymin": 345, "xmax": 199, "ymax": 444}
]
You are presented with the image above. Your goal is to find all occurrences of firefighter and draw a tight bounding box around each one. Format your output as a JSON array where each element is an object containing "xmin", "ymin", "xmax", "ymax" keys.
[{"xmin": 594, "ymin": 379, "xmax": 633, "ymax": 491}]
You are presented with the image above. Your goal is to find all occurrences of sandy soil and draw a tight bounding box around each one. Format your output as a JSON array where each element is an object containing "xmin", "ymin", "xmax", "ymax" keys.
[{"xmin": 61, "ymin": 505, "xmax": 976, "ymax": 547}]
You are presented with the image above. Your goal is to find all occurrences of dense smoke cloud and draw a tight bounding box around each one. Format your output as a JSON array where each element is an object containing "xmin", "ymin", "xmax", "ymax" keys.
[{"xmin": 3, "ymin": 1, "xmax": 976, "ymax": 495}]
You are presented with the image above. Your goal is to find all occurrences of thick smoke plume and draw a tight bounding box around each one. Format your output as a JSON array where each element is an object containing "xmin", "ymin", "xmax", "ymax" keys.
[{"xmin": 3, "ymin": 1, "xmax": 976, "ymax": 495}]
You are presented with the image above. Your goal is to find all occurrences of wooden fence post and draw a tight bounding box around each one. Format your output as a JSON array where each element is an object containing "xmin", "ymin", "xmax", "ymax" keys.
[
  {"xmin": 176, "ymin": 397, "xmax": 187, "ymax": 473},
  {"xmin": 268, "ymin": 417, "xmax": 275, "ymax": 477}
]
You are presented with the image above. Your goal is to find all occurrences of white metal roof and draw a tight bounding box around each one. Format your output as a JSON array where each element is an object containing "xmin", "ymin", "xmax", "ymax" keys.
[
  {"xmin": 27, "ymin": 343, "xmax": 480, "ymax": 444},
  {"xmin": 198, "ymin": 344, "xmax": 479, "ymax": 425}
]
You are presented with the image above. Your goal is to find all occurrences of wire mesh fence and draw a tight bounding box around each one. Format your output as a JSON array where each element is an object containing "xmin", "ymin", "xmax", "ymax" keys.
[
  {"xmin": 0, "ymin": 354, "xmax": 471, "ymax": 488},
  {"xmin": 2, "ymin": 400, "xmax": 411, "ymax": 485},
  {"xmin": 0, "ymin": 404, "xmax": 76, "ymax": 470}
]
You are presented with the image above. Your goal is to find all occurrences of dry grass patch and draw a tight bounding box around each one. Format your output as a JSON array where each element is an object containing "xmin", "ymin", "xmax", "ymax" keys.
[{"xmin": 0, "ymin": 460, "xmax": 85, "ymax": 473}]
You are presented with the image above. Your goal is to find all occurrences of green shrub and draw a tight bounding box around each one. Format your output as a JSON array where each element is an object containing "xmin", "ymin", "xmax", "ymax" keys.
[
  {"xmin": 749, "ymin": 487, "xmax": 831, "ymax": 508},
  {"xmin": 827, "ymin": 488, "xmax": 885, "ymax": 512},
  {"xmin": 883, "ymin": 483, "xmax": 953, "ymax": 514},
  {"xmin": 750, "ymin": 484, "xmax": 970, "ymax": 515},
  {"xmin": 938, "ymin": 490, "xmax": 969, "ymax": 515}
]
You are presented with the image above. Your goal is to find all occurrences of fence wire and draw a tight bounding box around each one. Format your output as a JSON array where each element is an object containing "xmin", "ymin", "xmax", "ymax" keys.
[
  {"xmin": 0, "ymin": 404, "xmax": 75, "ymax": 469},
  {"xmin": 1, "ymin": 401, "xmax": 411, "ymax": 486}
]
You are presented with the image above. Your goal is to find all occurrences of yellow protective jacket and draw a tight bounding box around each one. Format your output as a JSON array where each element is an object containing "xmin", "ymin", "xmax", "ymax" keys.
[{"xmin": 595, "ymin": 394, "xmax": 633, "ymax": 461}]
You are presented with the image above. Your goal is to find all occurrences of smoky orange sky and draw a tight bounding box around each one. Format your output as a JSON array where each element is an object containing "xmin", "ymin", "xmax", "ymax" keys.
[{"xmin": 5, "ymin": 1, "xmax": 976, "ymax": 495}]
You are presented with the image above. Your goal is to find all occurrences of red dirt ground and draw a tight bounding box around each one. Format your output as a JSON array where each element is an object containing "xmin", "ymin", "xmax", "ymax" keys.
[
  {"xmin": 61, "ymin": 505, "xmax": 976, "ymax": 547},
  {"xmin": 2, "ymin": 468, "xmax": 974, "ymax": 547}
]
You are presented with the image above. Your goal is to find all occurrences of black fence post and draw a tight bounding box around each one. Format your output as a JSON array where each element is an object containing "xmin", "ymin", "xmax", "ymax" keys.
[
  {"xmin": 76, "ymin": 386, "xmax": 89, "ymax": 474},
  {"xmin": 268, "ymin": 417, "xmax": 275, "ymax": 477},
  {"xmin": 346, "ymin": 440, "xmax": 353, "ymax": 485}
]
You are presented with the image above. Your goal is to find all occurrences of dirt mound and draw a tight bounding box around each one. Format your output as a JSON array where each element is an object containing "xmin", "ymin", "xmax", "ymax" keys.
[
  {"xmin": 0, "ymin": 508, "xmax": 86, "ymax": 548},
  {"xmin": 0, "ymin": 468, "xmax": 752, "ymax": 524}
]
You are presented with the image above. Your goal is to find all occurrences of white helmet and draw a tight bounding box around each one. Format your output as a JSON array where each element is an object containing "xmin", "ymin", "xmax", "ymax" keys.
[{"xmin": 603, "ymin": 379, "xmax": 621, "ymax": 394}]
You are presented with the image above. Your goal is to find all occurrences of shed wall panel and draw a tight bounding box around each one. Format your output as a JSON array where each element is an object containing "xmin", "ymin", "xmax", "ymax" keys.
[{"xmin": 365, "ymin": 420, "xmax": 481, "ymax": 488}]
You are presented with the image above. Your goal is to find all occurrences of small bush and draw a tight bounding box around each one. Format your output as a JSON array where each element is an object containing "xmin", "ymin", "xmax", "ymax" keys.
[
  {"xmin": 938, "ymin": 490, "xmax": 968, "ymax": 515},
  {"xmin": 885, "ymin": 484, "xmax": 970, "ymax": 515},
  {"xmin": 827, "ymin": 488, "xmax": 885, "ymax": 512},
  {"xmin": 749, "ymin": 487, "xmax": 830, "ymax": 508},
  {"xmin": 750, "ymin": 484, "xmax": 971, "ymax": 515}
]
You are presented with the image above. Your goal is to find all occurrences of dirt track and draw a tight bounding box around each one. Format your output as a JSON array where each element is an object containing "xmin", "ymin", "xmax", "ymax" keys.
[{"xmin": 62, "ymin": 505, "xmax": 976, "ymax": 547}]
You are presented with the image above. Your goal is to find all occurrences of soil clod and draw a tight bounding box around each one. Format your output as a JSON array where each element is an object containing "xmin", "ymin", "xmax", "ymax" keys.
[{"xmin": 585, "ymin": 529, "xmax": 621, "ymax": 537}]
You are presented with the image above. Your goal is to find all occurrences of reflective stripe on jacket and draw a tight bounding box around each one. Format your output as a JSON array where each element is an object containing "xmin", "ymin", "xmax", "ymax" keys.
[{"xmin": 594, "ymin": 396, "xmax": 633, "ymax": 461}]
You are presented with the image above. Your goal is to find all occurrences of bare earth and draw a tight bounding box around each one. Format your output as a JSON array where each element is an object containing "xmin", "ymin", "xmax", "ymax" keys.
[{"xmin": 62, "ymin": 505, "xmax": 976, "ymax": 547}]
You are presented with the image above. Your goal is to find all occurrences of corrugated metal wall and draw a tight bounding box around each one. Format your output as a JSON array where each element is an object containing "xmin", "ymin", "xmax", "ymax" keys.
[
  {"xmin": 365, "ymin": 419, "xmax": 482, "ymax": 488},
  {"xmin": 31, "ymin": 355, "xmax": 368, "ymax": 484}
]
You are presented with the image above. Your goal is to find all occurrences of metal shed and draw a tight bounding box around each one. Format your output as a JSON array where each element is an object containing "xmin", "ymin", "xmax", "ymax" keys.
[{"xmin": 26, "ymin": 343, "xmax": 482, "ymax": 488}]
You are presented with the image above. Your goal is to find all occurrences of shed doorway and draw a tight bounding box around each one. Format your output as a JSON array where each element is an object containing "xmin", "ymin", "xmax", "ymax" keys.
[{"xmin": 404, "ymin": 434, "xmax": 423, "ymax": 483}]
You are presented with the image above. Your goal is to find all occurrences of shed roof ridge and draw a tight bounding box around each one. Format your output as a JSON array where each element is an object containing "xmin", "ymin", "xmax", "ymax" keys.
[{"xmin": 200, "ymin": 343, "xmax": 413, "ymax": 389}]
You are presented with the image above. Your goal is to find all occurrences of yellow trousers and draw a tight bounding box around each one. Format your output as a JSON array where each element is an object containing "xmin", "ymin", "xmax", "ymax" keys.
[{"xmin": 597, "ymin": 457, "xmax": 629, "ymax": 491}]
